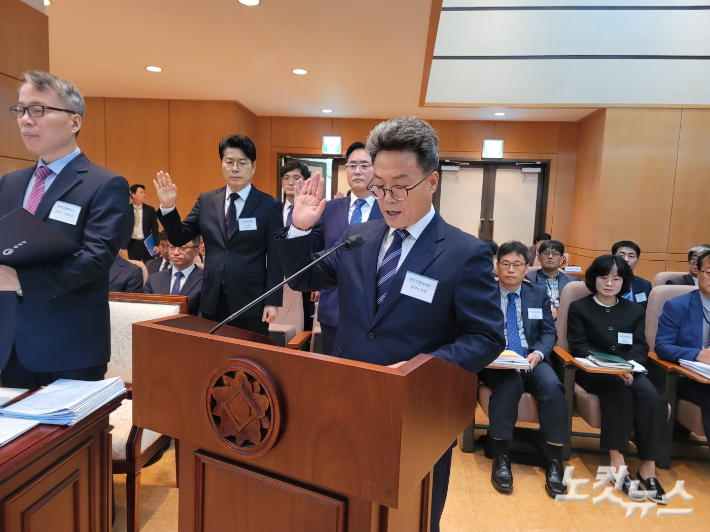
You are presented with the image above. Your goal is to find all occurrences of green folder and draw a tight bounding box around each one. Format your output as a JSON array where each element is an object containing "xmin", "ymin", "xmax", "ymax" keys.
[{"xmin": 588, "ymin": 351, "xmax": 633, "ymax": 369}]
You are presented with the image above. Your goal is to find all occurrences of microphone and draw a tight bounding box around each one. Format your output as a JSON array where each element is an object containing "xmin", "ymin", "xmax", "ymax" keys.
[{"xmin": 208, "ymin": 234, "xmax": 367, "ymax": 335}]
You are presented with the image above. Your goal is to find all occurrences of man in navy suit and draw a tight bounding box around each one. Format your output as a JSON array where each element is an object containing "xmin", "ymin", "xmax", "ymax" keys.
[
  {"xmin": 612, "ymin": 240, "xmax": 652, "ymax": 309},
  {"xmin": 127, "ymin": 183, "xmax": 160, "ymax": 262},
  {"xmin": 526, "ymin": 239, "xmax": 578, "ymax": 320},
  {"xmin": 144, "ymin": 236, "xmax": 203, "ymax": 315},
  {"xmin": 154, "ymin": 134, "xmax": 283, "ymax": 335},
  {"xmin": 311, "ymin": 141, "xmax": 383, "ymax": 354},
  {"xmin": 275, "ymin": 117, "xmax": 505, "ymax": 532},
  {"xmin": 666, "ymin": 245, "xmax": 710, "ymax": 287},
  {"xmin": 109, "ymin": 255, "xmax": 143, "ymax": 293},
  {"xmin": 0, "ymin": 70, "xmax": 129, "ymax": 387},
  {"xmin": 656, "ymin": 250, "xmax": 710, "ymax": 443},
  {"xmin": 481, "ymin": 241, "xmax": 567, "ymax": 497}
]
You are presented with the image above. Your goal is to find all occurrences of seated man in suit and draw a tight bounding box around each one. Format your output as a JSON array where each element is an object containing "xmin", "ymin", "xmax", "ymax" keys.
[
  {"xmin": 480, "ymin": 241, "xmax": 567, "ymax": 497},
  {"xmin": 127, "ymin": 183, "xmax": 160, "ymax": 263},
  {"xmin": 144, "ymin": 236, "xmax": 202, "ymax": 315},
  {"xmin": 667, "ymin": 245, "xmax": 710, "ymax": 286},
  {"xmin": 109, "ymin": 255, "xmax": 143, "ymax": 293},
  {"xmin": 310, "ymin": 141, "xmax": 383, "ymax": 355},
  {"xmin": 275, "ymin": 117, "xmax": 505, "ymax": 532},
  {"xmin": 612, "ymin": 240, "xmax": 652, "ymax": 309},
  {"xmin": 526, "ymin": 239, "xmax": 578, "ymax": 320},
  {"xmin": 656, "ymin": 250, "xmax": 710, "ymax": 443},
  {"xmin": 145, "ymin": 231, "xmax": 172, "ymax": 275}
]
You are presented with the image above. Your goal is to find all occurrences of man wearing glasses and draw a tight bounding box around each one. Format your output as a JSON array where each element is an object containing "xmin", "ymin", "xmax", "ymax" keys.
[
  {"xmin": 526, "ymin": 239, "xmax": 578, "ymax": 320},
  {"xmin": 154, "ymin": 134, "xmax": 283, "ymax": 336},
  {"xmin": 612, "ymin": 240, "xmax": 652, "ymax": 309},
  {"xmin": 0, "ymin": 70, "xmax": 130, "ymax": 387},
  {"xmin": 667, "ymin": 245, "xmax": 710, "ymax": 286},
  {"xmin": 144, "ymin": 237, "xmax": 203, "ymax": 316},
  {"xmin": 309, "ymin": 142, "xmax": 383, "ymax": 354},
  {"xmin": 274, "ymin": 117, "xmax": 505, "ymax": 532}
]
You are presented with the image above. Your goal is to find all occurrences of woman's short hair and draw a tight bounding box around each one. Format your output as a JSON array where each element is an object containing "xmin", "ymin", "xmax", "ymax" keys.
[{"xmin": 584, "ymin": 255, "xmax": 633, "ymax": 295}]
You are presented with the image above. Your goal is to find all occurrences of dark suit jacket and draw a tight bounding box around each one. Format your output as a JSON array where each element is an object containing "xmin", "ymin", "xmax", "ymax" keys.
[
  {"xmin": 0, "ymin": 153, "xmax": 130, "ymax": 372},
  {"xmin": 525, "ymin": 269, "xmax": 579, "ymax": 305},
  {"xmin": 514, "ymin": 282, "xmax": 557, "ymax": 361},
  {"xmin": 109, "ymin": 255, "xmax": 143, "ymax": 293},
  {"xmin": 128, "ymin": 203, "xmax": 159, "ymax": 246},
  {"xmin": 567, "ymin": 295, "xmax": 648, "ymax": 365},
  {"xmin": 144, "ymin": 266, "xmax": 202, "ymax": 316},
  {"xmin": 666, "ymin": 273, "xmax": 696, "ymax": 286},
  {"xmin": 655, "ymin": 290, "xmax": 704, "ymax": 363},
  {"xmin": 275, "ymin": 212, "xmax": 505, "ymax": 372},
  {"xmin": 623, "ymin": 275, "xmax": 652, "ymax": 309},
  {"xmin": 158, "ymin": 185, "xmax": 283, "ymax": 317},
  {"xmin": 146, "ymin": 256, "xmax": 170, "ymax": 275},
  {"xmin": 310, "ymin": 197, "xmax": 383, "ymax": 328}
]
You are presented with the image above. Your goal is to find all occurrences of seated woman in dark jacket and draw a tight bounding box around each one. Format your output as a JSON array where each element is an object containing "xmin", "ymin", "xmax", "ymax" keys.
[{"xmin": 567, "ymin": 255, "xmax": 668, "ymax": 504}]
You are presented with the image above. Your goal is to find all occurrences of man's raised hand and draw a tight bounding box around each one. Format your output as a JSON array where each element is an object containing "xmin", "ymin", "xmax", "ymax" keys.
[
  {"xmin": 153, "ymin": 171, "xmax": 178, "ymax": 209},
  {"xmin": 292, "ymin": 172, "xmax": 327, "ymax": 230}
]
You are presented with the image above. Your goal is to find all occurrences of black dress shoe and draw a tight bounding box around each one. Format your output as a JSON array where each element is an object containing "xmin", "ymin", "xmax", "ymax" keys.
[
  {"xmin": 637, "ymin": 472, "xmax": 668, "ymax": 505},
  {"xmin": 616, "ymin": 474, "xmax": 646, "ymax": 502},
  {"xmin": 491, "ymin": 455, "xmax": 513, "ymax": 493},
  {"xmin": 545, "ymin": 458, "xmax": 567, "ymax": 498}
]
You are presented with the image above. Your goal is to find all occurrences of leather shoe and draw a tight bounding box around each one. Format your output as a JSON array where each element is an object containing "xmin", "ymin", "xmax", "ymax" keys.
[
  {"xmin": 637, "ymin": 472, "xmax": 668, "ymax": 505},
  {"xmin": 491, "ymin": 455, "xmax": 513, "ymax": 493},
  {"xmin": 545, "ymin": 458, "xmax": 567, "ymax": 498},
  {"xmin": 616, "ymin": 474, "xmax": 645, "ymax": 502}
]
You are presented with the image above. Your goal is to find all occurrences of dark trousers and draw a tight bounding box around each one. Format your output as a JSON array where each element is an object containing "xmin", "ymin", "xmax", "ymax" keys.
[
  {"xmin": 480, "ymin": 361, "xmax": 568, "ymax": 444},
  {"xmin": 127, "ymin": 238, "xmax": 152, "ymax": 263},
  {"xmin": 1, "ymin": 345, "xmax": 107, "ymax": 387},
  {"xmin": 576, "ymin": 372, "xmax": 668, "ymax": 460},
  {"xmin": 302, "ymin": 292, "xmax": 314, "ymax": 331},
  {"xmin": 320, "ymin": 324, "xmax": 337, "ymax": 356},
  {"xmin": 430, "ymin": 444, "xmax": 454, "ymax": 532},
  {"xmin": 202, "ymin": 289, "xmax": 270, "ymax": 337},
  {"xmin": 676, "ymin": 377, "xmax": 710, "ymax": 443}
]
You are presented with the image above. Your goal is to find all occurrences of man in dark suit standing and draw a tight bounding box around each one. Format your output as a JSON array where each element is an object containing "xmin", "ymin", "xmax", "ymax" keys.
[
  {"xmin": 667, "ymin": 245, "xmax": 710, "ymax": 286},
  {"xmin": 275, "ymin": 117, "xmax": 505, "ymax": 532},
  {"xmin": 0, "ymin": 70, "xmax": 129, "ymax": 387},
  {"xmin": 612, "ymin": 240, "xmax": 652, "ymax": 308},
  {"xmin": 109, "ymin": 255, "xmax": 143, "ymax": 293},
  {"xmin": 144, "ymin": 236, "xmax": 203, "ymax": 315},
  {"xmin": 310, "ymin": 141, "xmax": 383, "ymax": 354},
  {"xmin": 145, "ymin": 231, "xmax": 172, "ymax": 275},
  {"xmin": 154, "ymin": 134, "xmax": 283, "ymax": 335},
  {"xmin": 127, "ymin": 183, "xmax": 160, "ymax": 262},
  {"xmin": 480, "ymin": 241, "xmax": 567, "ymax": 498}
]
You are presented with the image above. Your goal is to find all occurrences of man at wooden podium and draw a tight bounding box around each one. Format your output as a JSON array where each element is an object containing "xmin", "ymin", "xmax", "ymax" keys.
[{"xmin": 275, "ymin": 117, "xmax": 506, "ymax": 532}]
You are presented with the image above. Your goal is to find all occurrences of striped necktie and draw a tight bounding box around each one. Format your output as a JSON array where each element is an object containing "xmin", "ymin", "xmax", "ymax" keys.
[
  {"xmin": 25, "ymin": 166, "xmax": 52, "ymax": 215},
  {"xmin": 376, "ymin": 229, "xmax": 409, "ymax": 308},
  {"xmin": 350, "ymin": 199, "xmax": 366, "ymax": 225}
]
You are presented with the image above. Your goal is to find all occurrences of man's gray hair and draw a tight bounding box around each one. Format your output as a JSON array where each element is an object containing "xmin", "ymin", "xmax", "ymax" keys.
[
  {"xmin": 21, "ymin": 70, "xmax": 85, "ymax": 118},
  {"xmin": 366, "ymin": 117, "xmax": 439, "ymax": 175},
  {"xmin": 690, "ymin": 244, "xmax": 710, "ymax": 259}
]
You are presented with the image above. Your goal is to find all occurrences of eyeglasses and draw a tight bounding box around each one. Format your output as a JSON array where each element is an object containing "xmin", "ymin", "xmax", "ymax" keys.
[
  {"xmin": 540, "ymin": 251, "xmax": 562, "ymax": 258},
  {"xmin": 345, "ymin": 163, "xmax": 372, "ymax": 172},
  {"xmin": 368, "ymin": 172, "xmax": 432, "ymax": 201},
  {"xmin": 222, "ymin": 159, "xmax": 251, "ymax": 169},
  {"xmin": 10, "ymin": 105, "xmax": 78, "ymax": 118},
  {"xmin": 499, "ymin": 261, "xmax": 526, "ymax": 271},
  {"xmin": 168, "ymin": 245, "xmax": 197, "ymax": 252},
  {"xmin": 689, "ymin": 256, "xmax": 701, "ymax": 264}
]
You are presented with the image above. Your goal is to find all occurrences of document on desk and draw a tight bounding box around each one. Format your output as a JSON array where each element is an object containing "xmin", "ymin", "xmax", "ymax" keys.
[
  {"xmin": 0, "ymin": 388, "xmax": 29, "ymax": 407},
  {"xmin": 0, "ymin": 418, "xmax": 39, "ymax": 447}
]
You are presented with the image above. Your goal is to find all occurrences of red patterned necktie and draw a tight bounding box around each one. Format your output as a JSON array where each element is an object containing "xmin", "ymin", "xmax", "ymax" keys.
[{"xmin": 25, "ymin": 166, "xmax": 53, "ymax": 215}]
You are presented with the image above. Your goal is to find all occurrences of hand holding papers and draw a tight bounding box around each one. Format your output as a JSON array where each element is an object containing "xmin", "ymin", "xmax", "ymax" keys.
[{"xmin": 487, "ymin": 350, "xmax": 532, "ymax": 370}]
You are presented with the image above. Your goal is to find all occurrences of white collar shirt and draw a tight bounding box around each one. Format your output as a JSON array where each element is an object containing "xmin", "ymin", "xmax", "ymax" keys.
[{"xmin": 171, "ymin": 263, "xmax": 196, "ymax": 294}]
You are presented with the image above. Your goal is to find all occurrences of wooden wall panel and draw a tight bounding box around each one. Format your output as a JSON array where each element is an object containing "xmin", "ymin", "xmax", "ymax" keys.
[
  {"xmin": 271, "ymin": 117, "xmax": 332, "ymax": 149},
  {"xmin": 254, "ymin": 117, "xmax": 274, "ymax": 195},
  {"xmin": 104, "ymin": 98, "xmax": 170, "ymax": 207},
  {"xmin": 0, "ymin": 0, "xmax": 49, "ymax": 79},
  {"xmin": 0, "ymin": 156, "xmax": 33, "ymax": 176},
  {"xmin": 667, "ymin": 109, "xmax": 710, "ymax": 254},
  {"xmin": 550, "ymin": 122, "xmax": 579, "ymax": 244},
  {"xmin": 430, "ymin": 120, "xmax": 494, "ymax": 154},
  {"xmin": 494, "ymin": 121, "xmax": 560, "ymax": 154},
  {"xmin": 0, "ymin": 74, "xmax": 36, "ymax": 161},
  {"xmin": 233, "ymin": 101, "xmax": 257, "ymax": 140},
  {"xmin": 80, "ymin": 97, "xmax": 106, "ymax": 166},
  {"xmin": 596, "ymin": 108, "xmax": 681, "ymax": 253},
  {"xmin": 332, "ymin": 118, "xmax": 383, "ymax": 152}
]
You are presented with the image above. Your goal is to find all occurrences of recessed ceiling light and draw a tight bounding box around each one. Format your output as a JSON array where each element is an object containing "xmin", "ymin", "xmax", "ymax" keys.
[
  {"xmin": 238, "ymin": 0, "xmax": 260, "ymax": 5},
  {"xmin": 146, "ymin": 66, "xmax": 162, "ymax": 73},
  {"xmin": 321, "ymin": 109, "xmax": 333, "ymax": 114},
  {"xmin": 494, "ymin": 112, "xmax": 506, "ymax": 116},
  {"xmin": 292, "ymin": 69, "xmax": 308, "ymax": 75},
  {"xmin": 44, "ymin": 0, "xmax": 50, "ymax": 5}
]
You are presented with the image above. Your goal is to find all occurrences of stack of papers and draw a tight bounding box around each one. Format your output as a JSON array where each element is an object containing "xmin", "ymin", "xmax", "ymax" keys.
[
  {"xmin": 0, "ymin": 418, "xmax": 39, "ymax": 447},
  {"xmin": 575, "ymin": 357, "xmax": 647, "ymax": 373},
  {"xmin": 0, "ymin": 377, "xmax": 125, "ymax": 426},
  {"xmin": 487, "ymin": 350, "xmax": 532, "ymax": 370},
  {"xmin": 680, "ymin": 360, "xmax": 710, "ymax": 379}
]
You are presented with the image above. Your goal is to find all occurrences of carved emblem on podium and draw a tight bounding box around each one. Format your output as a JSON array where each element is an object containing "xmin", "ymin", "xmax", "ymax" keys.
[{"xmin": 206, "ymin": 359, "xmax": 282, "ymax": 456}]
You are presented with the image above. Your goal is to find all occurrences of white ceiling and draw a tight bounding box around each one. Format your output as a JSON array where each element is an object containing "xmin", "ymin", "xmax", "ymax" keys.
[{"xmin": 42, "ymin": 0, "xmax": 596, "ymax": 121}]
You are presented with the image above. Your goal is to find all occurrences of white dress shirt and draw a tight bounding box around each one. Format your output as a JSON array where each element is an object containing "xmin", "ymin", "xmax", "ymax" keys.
[
  {"xmin": 171, "ymin": 263, "xmax": 196, "ymax": 294},
  {"xmin": 223, "ymin": 183, "xmax": 252, "ymax": 220},
  {"xmin": 159, "ymin": 258, "xmax": 172, "ymax": 272},
  {"xmin": 348, "ymin": 194, "xmax": 376, "ymax": 224},
  {"xmin": 22, "ymin": 148, "xmax": 82, "ymax": 207},
  {"xmin": 282, "ymin": 198, "xmax": 293, "ymax": 227}
]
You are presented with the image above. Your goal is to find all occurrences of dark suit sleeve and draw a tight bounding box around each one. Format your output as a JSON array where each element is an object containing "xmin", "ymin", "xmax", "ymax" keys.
[
  {"xmin": 655, "ymin": 300, "xmax": 700, "ymax": 363},
  {"xmin": 427, "ymin": 244, "xmax": 506, "ymax": 374},
  {"xmin": 126, "ymin": 267, "xmax": 144, "ymax": 293},
  {"xmin": 566, "ymin": 302, "xmax": 596, "ymax": 358},
  {"xmin": 311, "ymin": 213, "xmax": 326, "ymax": 253},
  {"xmin": 143, "ymin": 275, "xmax": 156, "ymax": 294},
  {"xmin": 264, "ymin": 200, "xmax": 285, "ymax": 308},
  {"xmin": 16, "ymin": 175, "xmax": 130, "ymax": 301},
  {"xmin": 157, "ymin": 199, "xmax": 202, "ymax": 247},
  {"xmin": 530, "ymin": 291, "xmax": 557, "ymax": 359},
  {"xmin": 275, "ymin": 229, "xmax": 340, "ymax": 293}
]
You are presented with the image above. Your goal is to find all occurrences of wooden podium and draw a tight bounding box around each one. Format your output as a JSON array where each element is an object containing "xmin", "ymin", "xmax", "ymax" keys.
[{"xmin": 132, "ymin": 316, "xmax": 478, "ymax": 532}]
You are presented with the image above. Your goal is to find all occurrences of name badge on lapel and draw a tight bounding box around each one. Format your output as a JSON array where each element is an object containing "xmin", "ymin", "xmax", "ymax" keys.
[
  {"xmin": 238, "ymin": 218, "xmax": 257, "ymax": 231},
  {"xmin": 528, "ymin": 308, "xmax": 543, "ymax": 320},
  {"xmin": 635, "ymin": 293, "xmax": 647, "ymax": 303},
  {"xmin": 48, "ymin": 201, "xmax": 81, "ymax": 225},
  {"xmin": 400, "ymin": 271, "xmax": 438, "ymax": 303},
  {"xmin": 618, "ymin": 332, "xmax": 633, "ymax": 345}
]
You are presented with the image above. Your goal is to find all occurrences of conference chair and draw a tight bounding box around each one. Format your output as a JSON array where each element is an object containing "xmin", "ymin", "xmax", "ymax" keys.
[
  {"xmin": 128, "ymin": 259, "xmax": 149, "ymax": 283},
  {"xmin": 653, "ymin": 271, "xmax": 688, "ymax": 288},
  {"xmin": 644, "ymin": 285, "xmax": 706, "ymax": 464},
  {"xmin": 268, "ymin": 284, "xmax": 312, "ymax": 350},
  {"xmin": 310, "ymin": 303, "xmax": 323, "ymax": 353},
  {"xmin": 107, "ymin": 292, "xmax": 187, "ymax": 532}
]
